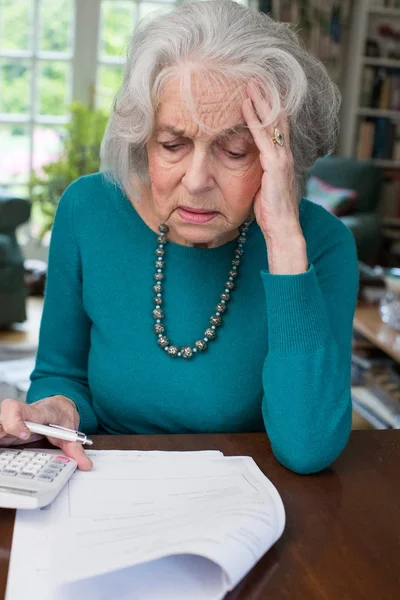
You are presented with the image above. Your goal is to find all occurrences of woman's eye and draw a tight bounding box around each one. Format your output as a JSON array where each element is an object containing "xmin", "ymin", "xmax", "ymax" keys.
[
  {"xmin": 226, "ymin": 151, "xmax": 246, "ymax": 159},
  {"xmin": 161, "ymin": 143, "xmax": 182, "ymax": 152}
]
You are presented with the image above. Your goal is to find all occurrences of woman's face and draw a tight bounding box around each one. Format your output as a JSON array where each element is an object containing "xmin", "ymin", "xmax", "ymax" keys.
[{"xmin": 145, "ymin": 77, "xmax": 263, "ymax": 247}]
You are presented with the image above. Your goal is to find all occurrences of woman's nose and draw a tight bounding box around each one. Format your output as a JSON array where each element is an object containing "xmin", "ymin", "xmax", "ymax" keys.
[{"xmin": 182, "ymin": 149, "xmax": 215, "ymax": 195}]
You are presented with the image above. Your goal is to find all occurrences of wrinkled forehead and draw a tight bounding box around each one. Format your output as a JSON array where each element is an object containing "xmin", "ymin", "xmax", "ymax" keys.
[{"xmin": 155, "ymin": 75, "xmax": 249, "ymax": 138}]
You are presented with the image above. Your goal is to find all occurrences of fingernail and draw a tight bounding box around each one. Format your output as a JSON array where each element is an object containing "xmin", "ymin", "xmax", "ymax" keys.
[{"xmin": 19, "ymin": 431, "xmax": 29, "ymax": 439}]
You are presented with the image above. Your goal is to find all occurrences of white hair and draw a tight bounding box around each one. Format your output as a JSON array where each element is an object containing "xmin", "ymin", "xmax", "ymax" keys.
[{"xmin": 100, "ymin": 0, "xmax": 341, "ymax": 200}]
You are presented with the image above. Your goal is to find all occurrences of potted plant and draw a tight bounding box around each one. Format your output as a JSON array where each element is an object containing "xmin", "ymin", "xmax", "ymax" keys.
[{"xmin": 30, "ymin": 102, "xmax": 108, "ymax": 239}]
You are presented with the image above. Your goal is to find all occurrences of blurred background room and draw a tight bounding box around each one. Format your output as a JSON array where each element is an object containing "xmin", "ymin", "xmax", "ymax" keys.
[{"xmin": 2, "ymin": 0, "xmax": 400, "ymax": 432}]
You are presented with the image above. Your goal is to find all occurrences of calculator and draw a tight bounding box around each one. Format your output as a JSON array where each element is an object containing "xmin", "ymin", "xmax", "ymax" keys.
[{"xmin": 0, "ymin": 448, "xmax": 77, "ymax": 510}]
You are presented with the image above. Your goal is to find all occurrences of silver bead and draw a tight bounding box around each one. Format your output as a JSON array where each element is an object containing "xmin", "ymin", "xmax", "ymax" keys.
[
  {"xmin": 195, "ymin": 340, "xmax": 208, "ymax": 352},
  {"xmin": 167, "ymin": 345, "xmax": 179, "ymax": 357},
  {"xmin": 153, "ymin": 296, "xmax": 163, "ymax": 306},
  {"xmin": 159, "ymin": 223, "xmax": 169, "ymax": 234},
  {"xmin": 238, "ymin": 236, "xmax": 247, "ymax": 245},
  {"xmin": 155, "ymin": 260, "xmax": 164, "ymax": 269},
  {"xmin": 229, "ymin": 270, "xmax": 238, "ymax": 278},
  {"xmin": 205, "ymin": 328, "xmax": 216, "ymax": 340},
  {"xmin": 221, "ymin": 292, "xmax": 230, "ymax": 302},
  {"xmin": 216, "ymin": 302, "xmax": 227, "ymax": 314},
  {"xmin": 181, "ymin": 346, "xmax": 193, "ymax": 359},
  {"xmin": 232, "ymin": 258, "xmax": 240, "ymax": 267},
  {"xmin": 156, "ymin": 247, "xmax": 165, "ymax": 257},
  {"xmin": 235, "ymin": 247, "xmax": 244, "ymax": 257},
  {"xmin": 154, "ymin": 272, "xmax": 164, "ymax": 281},
  {"xmin": 153, "ymin": 283, "xmax": 162, "ymax": 294},
  {"xmin": 154, "ymin": 323, "xmax": 165, "ymax": 334},
  {"xmin": 153, "ymin": 308, "xmax": 164, "ymax": 319},
  {"xmin": 158, "ymin": 335, "xmax": 169, "ymax": 348},
  {"xmin": 157, "ymin": 235, "xmax": 167, "ymax": 244},
  {"xmin": 210, "ymin": 315, "xmax": 222, "ymax": 327},
  {"xmin": 225, "ymin": 280, "xmax": 235, "ymax": 290}
]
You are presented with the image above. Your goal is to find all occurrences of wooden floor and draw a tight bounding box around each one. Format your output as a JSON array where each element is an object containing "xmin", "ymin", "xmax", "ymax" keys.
[{"xmin": 0, "ymin": 297, "xmax": 373, "ymax": 429}]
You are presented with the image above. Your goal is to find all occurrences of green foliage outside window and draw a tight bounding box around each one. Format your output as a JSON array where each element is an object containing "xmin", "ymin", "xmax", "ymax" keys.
[
  {"xmin": 30, "ymin": 102, "xmax": 108, "ymax": 238},
  {"xmin": 0, "ymin": 0, "xmax": 73, "ymax": 116}
]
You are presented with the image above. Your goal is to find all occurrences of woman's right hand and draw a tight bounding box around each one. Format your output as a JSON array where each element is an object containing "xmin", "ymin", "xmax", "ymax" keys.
[{"xmin": 0, "ymin": 396, "xmax": 93, "ymax": 470}]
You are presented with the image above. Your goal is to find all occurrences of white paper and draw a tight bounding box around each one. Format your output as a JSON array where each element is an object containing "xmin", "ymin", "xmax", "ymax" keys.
[{"xmin": 6, "ymin": 450, "xmax": 285, "ymax": 600}]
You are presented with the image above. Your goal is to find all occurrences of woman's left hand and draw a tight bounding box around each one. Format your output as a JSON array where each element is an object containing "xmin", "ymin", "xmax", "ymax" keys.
[{"xmin": 242, "ymin": 80, "xmax": 309, "ymax": 274}]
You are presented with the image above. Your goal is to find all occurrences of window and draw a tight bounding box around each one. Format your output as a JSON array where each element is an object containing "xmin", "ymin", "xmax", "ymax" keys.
[
  {"xmin": 0, "ymin": 0, "xmax": 251, "ymax": 227},
  {"xmin": 0, "ymin": 0, "xmax": 74, "ymax": 198}
]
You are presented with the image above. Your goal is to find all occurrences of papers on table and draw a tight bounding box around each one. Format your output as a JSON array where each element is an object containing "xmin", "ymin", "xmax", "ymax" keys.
[{"xmin": 6, "ymin": 449, "xmax": 285, "ymax": 600}]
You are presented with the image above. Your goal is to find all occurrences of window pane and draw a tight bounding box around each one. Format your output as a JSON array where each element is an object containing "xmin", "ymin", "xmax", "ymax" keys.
[
  {"xmin": 138, "ymin": 3, "xmax": 174, "ymax": 20},
  {"xmin": 37, "ymin": 61, "xmax": 70, "ymax": 116},
  {"xmin": 96, "ymin": 64, "xmax": 123, "ymax": 112},
  {"xmin": 32, "ymin": 125, "xmax": 64, "ymax": 173},
  {"xmin": 39, "ymin": 0, "xmax": 73, "ymax": 53},
  {"xmin": 0, "ymin": 0, "xmax": 32, "ymax": 51},
  {"xmin": 0, "ymin": 59, "xmax": 31, "ymax": 114},
  {"xmin": 0, "ymin": 124, "xmax": 30, "ymax": 185},
  {"xmin": 100, "ymin": 1, "xmax": 134, "ymax": 58}
]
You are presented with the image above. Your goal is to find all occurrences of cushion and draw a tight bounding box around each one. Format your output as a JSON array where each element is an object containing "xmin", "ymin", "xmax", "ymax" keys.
[
  {"xmin": 306, "ymin": 176, "xmax": 357, "ymax": 217},
  {"xmin": 308, "ymin": 156, "xmax": 381, "ymax": 213}
]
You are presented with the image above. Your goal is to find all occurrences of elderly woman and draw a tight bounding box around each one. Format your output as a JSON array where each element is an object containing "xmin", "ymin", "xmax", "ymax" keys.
[{"xmin": 0, "ymin": 0, "xmax": 358, "ymax": 473}]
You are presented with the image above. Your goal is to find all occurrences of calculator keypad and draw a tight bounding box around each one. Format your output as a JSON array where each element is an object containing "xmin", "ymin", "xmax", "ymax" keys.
[{"xmin": 0, "ymin": 449, "xmax": 69, "ymax": 483}]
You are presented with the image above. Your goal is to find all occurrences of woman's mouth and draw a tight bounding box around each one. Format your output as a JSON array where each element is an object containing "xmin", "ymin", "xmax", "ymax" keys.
[{"xmin": 177, "ymin": 206, "xmax": 218, "ymax": 224}]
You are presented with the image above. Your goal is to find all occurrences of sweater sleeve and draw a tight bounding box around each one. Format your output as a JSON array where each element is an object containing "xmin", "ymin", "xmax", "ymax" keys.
[
  {"xmin": 26, "ymin": 182, "xmax": 98, "ymax": 433},
  {"xmin": 261, "ymin": 221, "xmax": 359, "ymax": 474}
]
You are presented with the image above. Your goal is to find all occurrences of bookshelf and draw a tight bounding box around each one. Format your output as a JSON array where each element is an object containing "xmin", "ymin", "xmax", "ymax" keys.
[{"xmin": 339, "ymin": 1, "xmax": 400, "ymax": 168}]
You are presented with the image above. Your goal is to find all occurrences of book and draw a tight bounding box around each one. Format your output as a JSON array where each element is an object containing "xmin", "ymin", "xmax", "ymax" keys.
[
  {"xmin": 6, "ymin": 450, "xmax": 286, "ymax": 600},
  {"xmin": 371, "ymin": 68, "xmax": 386, "ymax": 108},
  {"xmin": 357, "ymin": 119, "xmax": 375, "ymax": 159},
  {"xmin": 372, "ymin": 117, "xmax": 392, "ymax": 158},
  {"xmin": 379, "ymin": 74, "xmax": 392, "ymax": 109},
  {"xmin": 352, "ymin": 386, "xmax": 400, "ymax": 428},
  {"xmin": 360, "ymin": 67, "xmax": 375, "ymax": 107}
]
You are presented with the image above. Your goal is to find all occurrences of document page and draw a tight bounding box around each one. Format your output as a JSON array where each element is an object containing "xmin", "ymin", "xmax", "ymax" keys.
[{"xmin": 6, "ymin": 450, "xmax": 285, "ymax": 600}]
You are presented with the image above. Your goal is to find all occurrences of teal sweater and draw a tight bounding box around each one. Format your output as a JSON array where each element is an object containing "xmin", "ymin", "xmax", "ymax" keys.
[{"xmin": 27, "ymin": 173, "xmax": 359, "ymax": 474}]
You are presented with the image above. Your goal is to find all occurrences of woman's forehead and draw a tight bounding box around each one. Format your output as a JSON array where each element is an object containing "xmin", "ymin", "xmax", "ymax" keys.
[{"xmin": 155, "ymin": 77, "xmax": 248, "ymax": 137}]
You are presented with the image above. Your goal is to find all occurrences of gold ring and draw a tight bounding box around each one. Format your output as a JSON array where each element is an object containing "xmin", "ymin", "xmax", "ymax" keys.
[{"xmin": 271, "ymin": 127, "xmax": 284, "ymax": 147}]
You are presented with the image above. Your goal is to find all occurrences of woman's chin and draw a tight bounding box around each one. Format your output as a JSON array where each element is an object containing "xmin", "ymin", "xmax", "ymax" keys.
[{"xmin": 170, "ymin": 224, "xmax": 240, "ymax": 248}]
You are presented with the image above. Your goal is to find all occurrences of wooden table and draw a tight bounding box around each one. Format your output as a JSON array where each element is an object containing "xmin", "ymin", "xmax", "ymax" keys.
[
  {"xmin": 354, "ymin": 302, "xmax": 400, "ymax": 364},
  {"xmin": 1, "ymin": 431, "xmax": 400, "ymax": 599}
]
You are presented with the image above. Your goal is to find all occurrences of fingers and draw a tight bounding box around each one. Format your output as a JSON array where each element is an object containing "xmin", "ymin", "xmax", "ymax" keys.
[
  {"xmin": 0, "ymin": 398, "xmax": 34, "ymax": 440},
  {"xmin": 54, "ymin": 439, "xmax": 93, "ymax": 471},
  {"xmin": 242, "ymin": 96, "xmax": 273, "ymax": 156},
  {"xmin": 0, "ymin": 399, "xmax": 92, "ymax": 470},
  {"xmin": 247, "ymin": 79, "xmax": 274, "ymax": 125},
  {"xmin": 243, "ymin": 79, "xmax": 290, "ymax": 153}
]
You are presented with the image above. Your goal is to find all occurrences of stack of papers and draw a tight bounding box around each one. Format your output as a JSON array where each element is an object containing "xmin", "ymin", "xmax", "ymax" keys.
[{"xmin": 6, "ymin": 449, "xmax": 285, "ymax": 600}]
